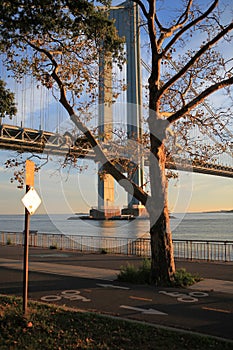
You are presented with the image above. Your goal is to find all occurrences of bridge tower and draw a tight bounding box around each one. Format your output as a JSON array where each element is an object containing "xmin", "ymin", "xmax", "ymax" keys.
[{"xmin": 97, "ymin": 1, "xmax": 143, "ymax": 218}]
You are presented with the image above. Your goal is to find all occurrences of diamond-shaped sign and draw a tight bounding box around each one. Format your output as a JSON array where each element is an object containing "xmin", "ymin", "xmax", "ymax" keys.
[{"xmin": 22, "ymin": 187, "xmax": 41, "ymax": 215}]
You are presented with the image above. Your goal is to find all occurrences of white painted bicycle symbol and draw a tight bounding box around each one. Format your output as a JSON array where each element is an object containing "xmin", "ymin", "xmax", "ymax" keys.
[
  {"xmin": 159, "ymin": 291, "xmax": 208, "ymax": 303},
  {"xmin": 40, "ymin": 290, "xmax": 91, "ymax": 302}
]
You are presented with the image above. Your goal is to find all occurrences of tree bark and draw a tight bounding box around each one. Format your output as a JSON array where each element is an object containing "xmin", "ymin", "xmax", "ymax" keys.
[{"xmin": 147, "ymin": 119, "xmax": 175, "ymax": 285}]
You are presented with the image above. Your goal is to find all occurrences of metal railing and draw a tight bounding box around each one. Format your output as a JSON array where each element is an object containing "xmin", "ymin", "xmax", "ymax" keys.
[
  {"xmin": 0, "ymin": 231, "xmax": 233, "ymax": 262},
  {"xmin": 172, "ymin": 239, "xmax": 233, "ymax": 262}
]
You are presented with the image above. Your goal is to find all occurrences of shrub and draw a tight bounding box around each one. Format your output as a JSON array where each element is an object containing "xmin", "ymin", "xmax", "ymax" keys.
[
  {"xmin": 6, "ymin": 237, "xmax": 12, "ymax": 245},
  {"xmin": 118, "ymin": 261, "xmax": 201, "ymax": 287},
  {"xmin": 49, "ymin": 244, "xmax": 58, "ymax": 250},
  {"xmin": 172, "ymin": 268, "xmax": 201, "ymax": 287},
  {"xmin": 117, "ymin": 259, "xmax": 151, "ymax": 284},
  {"xmin": 100, "ymin": 248, "xmax": 108, "ymax": 254}
]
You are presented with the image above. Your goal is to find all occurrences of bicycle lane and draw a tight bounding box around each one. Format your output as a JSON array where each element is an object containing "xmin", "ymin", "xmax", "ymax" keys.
[
  {"xmin": 0, "ymin": 257, "xmax": 232, "ymax": 341},
  {"xmin": 11, "ymin": 269, "xmax": 232, "ymax": 341}
]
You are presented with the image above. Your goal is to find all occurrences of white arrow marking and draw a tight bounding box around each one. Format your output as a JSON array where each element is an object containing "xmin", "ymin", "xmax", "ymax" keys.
[
  {"xmin": 97, "ymin": 284, "xmax": 130, "ymax": 290},
  {"xmin": 120, "ymin": 305, "xmax": 167, "ymax": 315}
]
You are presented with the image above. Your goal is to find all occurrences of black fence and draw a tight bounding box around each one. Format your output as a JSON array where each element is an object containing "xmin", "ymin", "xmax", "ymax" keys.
[{"xmin": 1, "ymin": 231, "xmax": 233, "ymax": 262}]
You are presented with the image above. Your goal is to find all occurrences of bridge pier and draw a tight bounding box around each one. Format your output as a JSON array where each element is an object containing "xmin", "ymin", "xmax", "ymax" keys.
[{"xmin": 95, "ymin": 1, "xmax": 144, "ymax": 219}]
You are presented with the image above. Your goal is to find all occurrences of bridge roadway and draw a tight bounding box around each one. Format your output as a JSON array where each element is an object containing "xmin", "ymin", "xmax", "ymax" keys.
[{"xmin": 0, "ymin": 123, "xmax": 232, "ymax": 178}]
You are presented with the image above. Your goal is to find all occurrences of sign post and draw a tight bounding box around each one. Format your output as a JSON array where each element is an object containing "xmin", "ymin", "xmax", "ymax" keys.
[
  {"xmin": 23, "ymin": 182, "xmax": 30, "ymax": 316},
  {"xmin": 21, "ymin": 160, "xmax": 41, "ymax": 316},
  {"xmin": 23, "ymin": 160, "xmax": 34, "ymax": 316}
]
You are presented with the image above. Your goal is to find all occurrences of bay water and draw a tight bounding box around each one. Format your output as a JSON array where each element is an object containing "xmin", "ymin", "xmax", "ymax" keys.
[{"xmin": 0, "ymin": 212, "xmax": 232, "ymax": 242}]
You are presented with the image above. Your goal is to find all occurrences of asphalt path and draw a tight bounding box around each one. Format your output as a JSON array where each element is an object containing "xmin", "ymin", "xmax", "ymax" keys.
[{"xmin": 0, "ymin": 246, "xmax": 233, "ymax": 341}]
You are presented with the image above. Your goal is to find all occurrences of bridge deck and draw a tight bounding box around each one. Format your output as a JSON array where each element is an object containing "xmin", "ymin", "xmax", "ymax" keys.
[{"xmin": 0, "ymin": 124, "xmax": 232, "ymax": 178}]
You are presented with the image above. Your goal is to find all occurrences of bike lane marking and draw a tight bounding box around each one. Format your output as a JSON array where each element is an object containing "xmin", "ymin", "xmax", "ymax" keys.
[
  {"xmin": 202, "ymin": 306, "xmax": 231, "ymax": 314},
  {"xmin": 120, "ymin": 305, "xmax": 167, "ymax": 315},
  {"xmin": 40, "ymin": 290, "xmax": 91, "ymax": 303},
  {"xmin": 129, "ymin": 296, "xmax": 153, "ymax": 302},
  {"xmin": 96, "ymin": 283, "xmax": 130, "ymax": 290},
  {"xmin": 159, "ymin": 291, "xmax": 209, "ymax": 303},
  {"xmin": 41, "ymin": 295, "xmax": 62, "ymax": 302}
]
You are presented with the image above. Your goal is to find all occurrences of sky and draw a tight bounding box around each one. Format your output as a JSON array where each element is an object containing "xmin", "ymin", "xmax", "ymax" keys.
[
  {"xmin": 0, "ymin": 152, "xmax": 232, "ymax": 215},
  {"xmin": 0, "ymin": 0, "xmax": 232, "ymax": 215}
]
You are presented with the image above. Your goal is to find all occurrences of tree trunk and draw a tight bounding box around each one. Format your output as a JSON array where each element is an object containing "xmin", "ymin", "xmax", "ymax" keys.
[
  {"xmin": 147, "ymin": 124, "xmax": 176, "ymax": 285},
  {"xmin": 149, "ymin": 209, "xmax": 175, "ymax": 285}
]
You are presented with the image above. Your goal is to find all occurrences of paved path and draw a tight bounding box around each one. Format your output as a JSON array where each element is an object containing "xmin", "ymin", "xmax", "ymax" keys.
[
  {"xmin": 189, "ymin": 278, "xmax": 233, "ymax": 294},
  {"xmin": 1, "ymin": 245, "xmax": 233, "ymax": 292},
  {"xmin": 0, "ymin": 258, "xmax": 118, "ymax": 280},
  {"xmin": 0, "ymin": 245, "xmax": 232, "ymax": 341},
  {"xmin": 0, "ymin": 257, "xmax": 233, "ymax": 294}
]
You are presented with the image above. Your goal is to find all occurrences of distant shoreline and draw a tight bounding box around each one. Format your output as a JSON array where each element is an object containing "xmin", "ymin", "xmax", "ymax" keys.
[
  {"xmin": 201, "ymin": 209, "xmax": 233, "ymax": 214},
  {"xmin": 0, "ymin": 210, "xmax": 232, "ymax": 216}
]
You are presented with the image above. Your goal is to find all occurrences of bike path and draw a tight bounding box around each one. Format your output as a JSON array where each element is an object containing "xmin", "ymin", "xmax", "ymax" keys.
[
  {"xmin": 0, "ymin": 245, "xmax": 233, "ymax": 292},
  {"xmin": 0, "ymin": 245, "xmax": 233, "ymax": 340}
]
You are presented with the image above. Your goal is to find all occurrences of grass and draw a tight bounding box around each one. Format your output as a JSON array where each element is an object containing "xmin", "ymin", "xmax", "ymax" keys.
[
  {"xmin": 117, "ymin": 259, "xmax": 201, "ymax": 287},
  {"xmin": 0, "ymin": 295, "xmax": 232, "ymax": 350}
]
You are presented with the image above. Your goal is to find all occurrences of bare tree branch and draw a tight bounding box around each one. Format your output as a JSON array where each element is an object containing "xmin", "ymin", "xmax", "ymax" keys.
[
  {"xmin": 159, "ymin": 21, "xmax": 233, "ymax": 98},
  {"xmin": 167, "ymin": 76, "xmax": 233, "ymax": 123},
  {"xmin": 26, "ymin": 37, "xmax": 149, "ymax": 205},
  {"xmin": 162, "ymin": 0, "xmax": 219, "ymax": 54},
  {"xmin": 157, "ymin": 0, "xmax": 193, "ymax": 48}
]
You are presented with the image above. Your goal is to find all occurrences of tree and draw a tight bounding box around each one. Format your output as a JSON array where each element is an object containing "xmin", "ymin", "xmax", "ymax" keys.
[
  {"xmin": 0, "ymin": 0, "xmax": 232, "ymax": 285},
  {"xmin": 0, "ymin": 79, "xmax": 17, "ymax": 120},
  {"xmin": 134, "ymin": 0, "xmax": 232, "ymax": 283}
]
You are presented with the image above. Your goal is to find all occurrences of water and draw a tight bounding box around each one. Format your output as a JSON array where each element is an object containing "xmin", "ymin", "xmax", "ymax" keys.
[{"xmin": 0, "ymin": 212, "xmax": 232, "ymax": 241}]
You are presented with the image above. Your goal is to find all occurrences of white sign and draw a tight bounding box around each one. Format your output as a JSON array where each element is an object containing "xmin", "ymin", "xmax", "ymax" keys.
[{"xmin": 22, "ymin": 187, "xmax": 41, "ymax": 215}]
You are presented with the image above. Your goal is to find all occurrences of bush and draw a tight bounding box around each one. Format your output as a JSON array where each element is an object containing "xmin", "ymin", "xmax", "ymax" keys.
[
  {"xmin": 173, "ymin": 268, "xmax": 201, "ymax": 287},
  {"xmin": 6, "ymin": 238, "xmax": 12, "ymax": 245},
  {"xmin": 118, "ymin": 261, "xmax": 200, "ymax": 287},
  {"xmin": 49, "ymin": 244, "xmax": 57, "ymax": 250},
  {"xmin": 100, "ymin": 248, "xmax": 107, "ymax": 254},
  {"xmin": 117, "ymin": 259, "xmax": 151, "ymax": 284}
]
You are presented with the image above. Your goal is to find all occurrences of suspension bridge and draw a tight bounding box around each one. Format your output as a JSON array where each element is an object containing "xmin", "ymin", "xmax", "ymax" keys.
[
  {"xmin": 0, "ymin": 2, "xmax": 232, "ymax": 218},
  {"xmin": 0, "ymin": 123, "xmax": 232, "ymax": 179}
]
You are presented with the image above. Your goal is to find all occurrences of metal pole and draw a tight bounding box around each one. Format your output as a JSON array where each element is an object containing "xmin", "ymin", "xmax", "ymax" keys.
[{"xmin": 23, "ymin": 184, "xmax": 30, "ymax": 316}]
